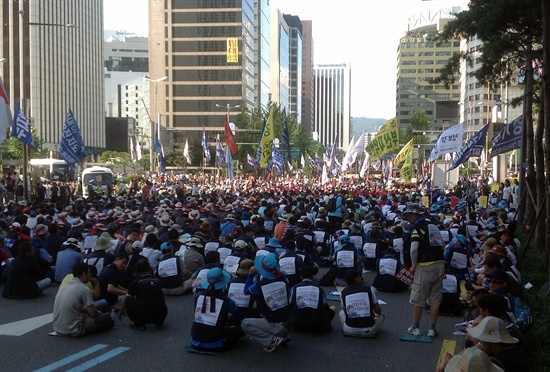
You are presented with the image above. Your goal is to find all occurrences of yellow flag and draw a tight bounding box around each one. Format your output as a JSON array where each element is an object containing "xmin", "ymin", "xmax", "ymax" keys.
[
  {"xmin": 400, "ymin": 144, "xmax": 414, "ymax": 182},
  {"xmin": 394, "ymin": 139, "xmax": 414, "ymax": 166},
  {"xmin": 260, "ymin": 106, "xmax": 275, "ymax": 168},
  {"xmin": 365, "ymin": 118, "xmax": 400, "ymax": 159}
]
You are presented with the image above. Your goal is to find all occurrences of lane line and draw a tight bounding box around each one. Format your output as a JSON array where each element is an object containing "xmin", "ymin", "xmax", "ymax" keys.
[
  {"xmin": 437, "ymin": 339, "xmax": 457, "ymax": 367},
  {"xmin": 0, "ymin": 313, "xmax": 53, "ymax": 336},
  {"xmin": 33, "ymin": 344, "xmax": 109, "ymax": 372},
  {"xmin": 65, "ymin": 347, "xmax": 131, "ymax": 372}
]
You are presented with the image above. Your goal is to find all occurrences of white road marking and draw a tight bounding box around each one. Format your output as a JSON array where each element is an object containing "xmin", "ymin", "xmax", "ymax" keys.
[{"xmin": 0, "ymin": 313, "xmax": 53, "ymax": 336}]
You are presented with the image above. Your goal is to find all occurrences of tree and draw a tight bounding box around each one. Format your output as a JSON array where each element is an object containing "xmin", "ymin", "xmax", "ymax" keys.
[
  {"xmin": 99, "ymin": 151, "xmax": 131, "ymax": 163},
  {"xmin": 5, "ymin": 130, "xmax": 48, "ymax": 159},
  {"xmin": 402, "ymin": 110, "xmax": 431, "ymax": 145}
]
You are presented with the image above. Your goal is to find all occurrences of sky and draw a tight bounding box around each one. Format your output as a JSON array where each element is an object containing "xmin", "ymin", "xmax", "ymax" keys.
[{"xmin": 103, "ymin": 0, "xmax": 467, "ymax": 120}]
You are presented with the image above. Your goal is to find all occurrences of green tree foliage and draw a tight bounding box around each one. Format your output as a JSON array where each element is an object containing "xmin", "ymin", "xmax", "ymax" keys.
[
  {"xmin": 4, "ymin": 130, "xmax": 48, "ymax": 159},
  {"xmin": 99, "ymin": 151, "xmax": 131, "ymax": 163},
  {"xmin": 402, "ymin": 110, "xmax": 431, "ymax": 145}
]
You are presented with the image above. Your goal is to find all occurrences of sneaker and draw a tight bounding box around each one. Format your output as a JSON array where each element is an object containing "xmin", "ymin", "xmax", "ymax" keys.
[
  {"xmin": 407, "ymin": 326, "xmax": 421, "ymax": 336},
  {"xmin": 280, "ymin": 336, "xmax": 291, "ymax": 346},
  {"xmin": 263, "ymin": 336, "xmax": 284, "ymax": 352},
  {"xmin": 129, "ymin": 323, "xmax": 147, "ymax": 331},
  {"xmin": 427, "ymin": 329, "xmax": 437, "ymax": 337}
]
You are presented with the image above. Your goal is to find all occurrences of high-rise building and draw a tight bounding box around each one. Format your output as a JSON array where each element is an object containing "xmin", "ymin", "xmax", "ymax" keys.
[
  {"xmin": 0, "ymin": 0, "xmax": 105, "ymax": 153},
  {"xmin": 300, "ymin": 20, "xmax": 314, "ymax": 134},
  {"xmin": 254, "ymin": 0, "xmax": 270, "ymax": 111},
  {"xmin": 396, "ymin": 9, "xmax": 461, "ymax": 133},
  {"xmin": 270, "ymin": 9, "xmax": 290, "ymax": 111},
  {"xmin": 314, "ymin": 63, "xmax": 351, "ymax": 150},
  {"xmin": 283, "ymin": 14, "xmax": 302, "ymax": 122},
  {"xmin": 148, "ymin": 0, "xmax": 256, "ymax": 149}
]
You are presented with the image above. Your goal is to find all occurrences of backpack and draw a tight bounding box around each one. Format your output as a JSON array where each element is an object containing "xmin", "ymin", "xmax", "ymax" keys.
[
  {"xmin": 327, "ymin": 196, "xmax": 338, "ymax": 213},
  {"xmin": 510, "ymin": 297, "xmax": 532, "ymax": 333}
]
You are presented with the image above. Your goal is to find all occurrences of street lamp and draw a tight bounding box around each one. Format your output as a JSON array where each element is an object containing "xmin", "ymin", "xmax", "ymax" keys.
[{"xmin": 144, "ymin": 75, "xmax": 168, "ymax": 173}]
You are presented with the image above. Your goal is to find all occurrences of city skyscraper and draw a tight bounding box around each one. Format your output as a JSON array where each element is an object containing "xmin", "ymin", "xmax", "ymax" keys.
[
  {"xmin": 270, "ymin": 8, "xmax": 290, "ymax": 112},
  {"xmin": 0, "ymin": 0, "xmax": 105, "ymax": 153},
  {"xmin": 300, "ymin": 20, "xmax": 314, "ymax": 134},
  {"xmin": 254, "ymin": 0, "xmax": 271, "ymax": 112},
  {"xmin": 148, "ymin": 0, "xmax": 256, "ymax": 148},
  {"xmin": 283, "ymin": 14, "xmax": 303, "ymax": 122},
  {"xmin": 314, "ymin": 63, "xmax": 351, "ymax": 150}
]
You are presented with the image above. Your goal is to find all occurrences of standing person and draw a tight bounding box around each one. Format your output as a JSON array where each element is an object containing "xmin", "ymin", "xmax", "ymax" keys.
[
  {"xmin": 242, "ymin": 253, "xmax": 293, "ymax": 352},
  {"xmin": 118, "ymin": 260, "xmax": 167, "ymax": 330},
  {"xmin": 327, "ymin": 191, "xmax": 347, "ymax": 234},
  {"xmin": 404, "ymin": 204, "xmax": 445, "ymax": 338},
  {"xmin": 52, "ymin": 263, "xmax": 114, "ymax": 337},
  {"xmin": 339, "ymin": 270, "xmax": 384, "ymax": 338}
]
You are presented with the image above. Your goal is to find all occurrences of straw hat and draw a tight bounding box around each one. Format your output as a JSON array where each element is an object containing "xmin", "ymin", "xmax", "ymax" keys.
[
  {"xmin": 467, "ymin": 316, "xmax": 519, "ymax": 344},
  {"xmin": 444, "ymin": 347, "xmax": 504, "ymax": 372}
]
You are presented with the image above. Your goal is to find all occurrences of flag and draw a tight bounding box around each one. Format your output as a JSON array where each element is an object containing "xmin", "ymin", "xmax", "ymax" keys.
[
  {"xmin": 341, "ymin": 136, "xmax": 355, "ymax": 172},
  {"xmin": 321, "ymin": 164, "xmax": 328, "ymax": 185},
  {"xmin": 429, "ymin": 123, "xmax": 464, "ymax": 162},
  {"xmin": 0, "ymin": 77, "xmax": 12, "ymax": 144},
  {"xmin": 135, "ymin": 135, "xmax": 142, "ymax": 161},
  {"xmin": 328, "ymin": 133, "xmax": 339, "ymax": 171},
  {"xmin": 183, "ymin": 139, "xmax": 191, "ymax": 163},
  {"xmin": 449, "ymin": 124, "xmax": 489, "ymax": 171},
  {"xmin": 490, "ymin": 115, "xmax": 523, "ymax": 158},
  {"xmin": 399, "ymin": 142, "xmax": 414, "ymax": 182},
  {"xmin": 365, "ymin": 118, "xmax": 400, "ymax": 159},
  {"xmin": 59, "ymin": 109, "xmax": 86, "ymax": 170},
  {"xmin": 300, "ymin": 154, "xmax": 305, "ymax": 167},
  {"xmin": 360, "ymin": 152, "xmax": 370, "ymax": 177},
  {"xmin": 282, "ymin": 110, "xmax": 291, "ymax": 161},
  {"xmin": 155, "ymin": 137, "xmax": 166, "ymax": 173},
  {"xmin": 130, "ymin": 135, "xmax": 136, "ymax": 162},
  {"xmin": 394, "ymin": 138, "xmax": 414, "ymax": 166},
  {"xmin": 216, "ymin": 139, "xmax": 226, "ymax": 166},
  {"xmin": 271, "ymin": 144, "xmax": 284, "ymax": 172},
  {"xmin": 202, "ymin": 129, "xmax": 211, "ymax": 161},
  {"xmin": 260, "ymin": 106, "xmax": 275, "ymax": 167},
  {"xmin": 224, "ymin": 114, "xmax": 238, "ymax": 154},
  {"xmin": 349, "ymin": 132, "xmax": 365, "ymax": 166},
  {"xmin": 12, "ymin": 102, "xmax": 35, "ymax": 148},
  {"xmin": 225, "ymin": 146, "xmax": 234, "ymax": 179},
  {"xmin": 247, "ymin": 153, "xmax": 258, "ymax": 167}
]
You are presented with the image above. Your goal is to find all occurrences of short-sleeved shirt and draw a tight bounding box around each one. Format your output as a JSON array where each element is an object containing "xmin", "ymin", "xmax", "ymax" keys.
[
  {"xmin": 55, "ymin": 249, "xmax": 84, "ymax": 282},
  {"xmin": 98, "ymin": 263, "xmax": 122, "ymax": 305},
  {"xmin": 53, "ymin": 278, "xmax": 94, "ymax": 335}
]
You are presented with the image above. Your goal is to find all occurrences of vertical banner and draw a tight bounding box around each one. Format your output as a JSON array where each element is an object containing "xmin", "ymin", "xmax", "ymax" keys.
[
  {"xmin": 260, "ymin": 107, "xmax": 274, "ymax": 168},
  {"xmin": 227, "ymin": 38, "xmax": 239, "ymax": 63}
]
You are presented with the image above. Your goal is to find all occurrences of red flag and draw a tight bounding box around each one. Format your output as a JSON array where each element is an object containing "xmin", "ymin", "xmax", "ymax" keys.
[{"xmin": 224, "ymin": 114, "xmax": 238, "ymax": 154}]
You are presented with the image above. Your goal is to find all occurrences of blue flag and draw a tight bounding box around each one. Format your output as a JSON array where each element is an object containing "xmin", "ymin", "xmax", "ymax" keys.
[
  {"xmin": 267, "ymin": 144, "xmax": 284, "ymax": 172},
  {"xmin": 247, "ymin": 153, "xmax": 259, "ymax": 167},
  {"xmin": 449, "ymin": 124, "xmax": 489, "ymax": 171},
  {"xmin": 12, "ymin": 102, "xmax": 34, "ymax": 148},
  {"xmin": 225, "ymin": 146, "xmax": 234, "ymax": 180},
  {"xmin": 490, "ymin": 115, "xmax": 523, "ymax": 158},
  {"xmin": 202, "ymin": 129, "xmax": 211, "ymax": 161},
  {"xmin": 282, "ymin": 110, "xmax": 291, "ymax": 161},
  {"xmin": 59, "ymin": 109, "xmax": 86, "ymax": 170},
  {"xmin": 155, "ymin": 137, "xmax": 166, "ymax": 173},
  {"xmin": 216, "ymin": 139, "xmax": 226, "ymax": 166}
]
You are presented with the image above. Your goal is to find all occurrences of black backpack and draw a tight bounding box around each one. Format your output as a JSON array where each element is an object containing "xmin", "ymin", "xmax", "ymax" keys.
[{"xmin": 327, "ymin": 196, "xmax": 338, "ymax": 212}]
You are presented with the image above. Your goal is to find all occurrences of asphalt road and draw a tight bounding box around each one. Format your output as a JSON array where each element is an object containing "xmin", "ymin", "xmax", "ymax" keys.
[{"xmin": 1, "ymin": 270, "xmax": 465, "ymax": 372}]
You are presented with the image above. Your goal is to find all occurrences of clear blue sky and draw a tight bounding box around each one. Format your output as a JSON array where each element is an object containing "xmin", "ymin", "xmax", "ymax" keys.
[{"xmin": 103, "ymin": 0, "xmax": 466, "ymax": 119}]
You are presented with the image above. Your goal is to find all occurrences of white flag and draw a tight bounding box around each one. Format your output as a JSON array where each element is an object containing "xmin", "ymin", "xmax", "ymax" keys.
[
  {"xmin": 135, "ymin": 136, "xmax": 142, "ymax": 161},
  {"xmin": 321, "ymin": 164, "xmax": 328, "ymax": 185},
  {"xmin": 341, "ymin": 136, "xmax": 355, "ymax": 172},
  {"xmin": 429, "ymin": 123, "xmax": 464, "ymax": 162},
  {"xmin": 360, "ymin": 152, "xmax": 370, "ymax": 178},
  {"xmin": 183, "ymin": 139, "xmax": 191, "ymax": 163},
  {"xmin": 349, "ymin": 132, "xmax": 365, "ymax": 167}
]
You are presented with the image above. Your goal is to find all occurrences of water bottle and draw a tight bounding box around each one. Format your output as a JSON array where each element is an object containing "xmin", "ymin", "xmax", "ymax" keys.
[{"xmin": 111, "ymin": 309, "xmax": 116, "ymax": 321}]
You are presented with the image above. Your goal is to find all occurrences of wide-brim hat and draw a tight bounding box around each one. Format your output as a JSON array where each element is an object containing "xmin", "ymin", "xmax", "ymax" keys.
[
  {"xmin": 62, "ymin": 238, "xmax": 82, "ymax": 250},
  {"xmin": 467, "ymin": 316, "xmax": 518, "ymax": 344},
  {"xmin": 236, "ymin": 259, "xmax": 254, "ymax": 275},
  {"xmin": 71, "ymin": 218, "xmax": 84, "ymax": 228},
  {"xmin": 488, "ymin": 245, "xmax": 508, "ymax": 258},
  {"xmin": 179, "ymin": 233, "xmax": 192, "ymax": 243},
  {"xmin": 186, "ymin": 237, "xmax": 204, "ymax": 249},
  {"xmin": 159, "ymin": 214, "xmax": 173, "ymax": 227},
  {"xmin": 481, "ymin": 237, "xmax": 498, "ymax": 252},
  {"xmin": 202, "ymin": 267, "xmax": 232, "ymax": 290},
  {"xmin": 93, "ymin": 237, "xmax": 110, "ymax": 251},
  {"xmin": 444, "ymin": 347, "xmax": 503, "ymax": 372},
  {"xmin": 144, "ymin": 225, "xmax": 158, "ymax": 234},
  {"xmin": 234, "ymin": 239, "xmax": 248, "ymax": 250},
  {"xmin": 254, "ymin": 253, "xmax": 280, "ymax": 280},
  {"xmin": 34, "ymin": 224, "xmax": 48, "ymax": 236},
  {"xmin": 265, "ymin": 237, "xmax": 282, "ymax": 249},
  {"xmin": 403, "ymin": 203, "xmax": 425, "ymax": 215}
]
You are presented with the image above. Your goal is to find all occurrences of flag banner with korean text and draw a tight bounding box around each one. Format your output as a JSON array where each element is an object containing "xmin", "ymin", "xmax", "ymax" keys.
[
  {"xmin": 365, "ymin": 118, "xmax": 399, "ymax": 159},
  {"xmin": 202, "ymin": 129, "xmax": 211, "ymax": 161},
  {"xmin": 12, "ymin": 102, "xmax": 35, "ymax": 148},
  {"xmin": 0, "ymin": 76, "xmax": 12, "ymax": 144},
  {"xmin": 429, "ymin": 123, "xmax": 464, "ymax": 162},
  {"xmin": 449, "ymin": 124, "xmax": 489, "ymax": 171},
  {"xmin": 216, "ymin": 139, "xmax": 227, "ymax": 166},
  {"xmin": 282, "ymin": 110, "xmax": 291, "ymax": 161},
  {"xmin": 225, "ymin": 146, "xmax": 234, "ymax": 179},
  {"xmin": 59, "ymin": 109, "xmax": 86, "ymax": 169},
  {"xmin": 394, "ymin": 138, "xmax": 413, "ymax": 166},
  {"xmin": 400, "ymin": 143, "xmax": 414, "ymax": 182},
  {"xmin": 260, "ymin": 107, "xmax": 275, "ymax": 167},
  {"xmin": 155, "ymin": 137, "xmax": 166, "ymax": 173},
  {"xmin": 271, "ymin": 144, "xmax": 285, "ymax": 172},
  {"xmin": 247, "ymin": 153, "xmax": 258, "ymax": 167},
  {"xmin": 224, "ymin": 114, "xmax": 238, "ymax": 154},
  {"xmin": 489, "ymin": 115, "xmax": 523, "ymax": 158}
]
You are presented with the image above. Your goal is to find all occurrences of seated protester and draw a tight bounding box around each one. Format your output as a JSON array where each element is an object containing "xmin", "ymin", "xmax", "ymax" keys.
[
  {"xmin": 167, "ymin": 227, "xmax": 184, "ymax": 252},
  {"xmin": 444, "ymin": 234, "xmax": 474, "ymax": 283},
  {"xmin": 497, "ymin": 230, "xmax": 519, "ymax": 264},
  {"xmin": 362, "ymin": 222, "xmax": 388, "ymax": 271},
  {"xmin": 220, "ymin": 213, "xmax": 237, "ymax": 238},
  {"xmin": 242, "ymin": 253, "xmax": 293, "ymax": 352},
  {"xmin": 54, "ymin": 238, "xmax": 85, "ymax": 283},
  {"xmin": 223, "ymin": 239, "xmax": 247, "ymax": 274},
  {"xmin": 389, "ymin": 225, "xmax": 405, "ymax": 265},
  {"xmin": 155, "ymin": 242, "xmax": 193, "ymax": 296},
  {"xmin": 0, "ymin": 235, "xmax": 12, "ymax": 283},
  {"xmin": 98, "ymin": 253, "xmax": 129, "ymax": 307},
  {"xmin": 60, "ymin": 265, "xmax": 108, "ymax": 311},
  {"xmin": 53, "ymin": 263, "xmax": 114, "ymax": 337},
  {"xmin": 329, "ymin": 229, "xmax": 346, "ymax": 257},
  {"xmin": 118, "ymin": 260, "xmax": 167, "ymax": 330},
  {"xmin": 372, "ymin": 248, "xmax": 408, "ymax": 292},
  {"xmin": 85, "ymin": 236, "xmax": 116, "ymax": 274},
  {"xmin": 435, "ymin": 347, "xmax": 505, "ymax": 372},
  {"xmin": 295, "ymin": 237, "xmax": 317, "ymax": 266},
  {"xmin": 291, "ymin": 265, "xmax": 336, "ymax": 333},
  {"xmin": 467, "ymin": 316, "xmax": 533, "ymax": 372},
  {"xmin": 2, "ymin": 241, "xmax": 51, "ymax": 299},
  {"xmin": 486, "ymin": 245, "xmax": 521, "ymax": 284},
  {"xmin": 183, "ymin": 237, "xmax": 206, "ymax": 274},
  {"xmin": 119, "ymin": 240, "xmax": 149, "ymax": 289},
  {"xmin": 32, "ymin": 229, "xmax": 55, "ymax": 280},
  {"xmin": 227, "ymin": 259, "xmax": 259, "ymax": 318},
  {"xmin": 334, "ymin": 234, "xmax": 364, "ymax": 287},
  {"xmin": 465, "ymin": 211, "xmax": 483, "ymax": 238},
  {"xmin": 486, "ymin": 268, "xmax": 517, "ymax": 313},
  {"xmin": 190, "ymin": 267, "xmax": 244, "ymax": 351},
  {"xmin": 279, "ymin": 240, "xmax": 304, "ymax": 288},
  {"xmin": 141, "ymin": 233, "xmax": 163, "ymax": 268},
  {"xmin": 347, "ymin": 223, "xmax": 367, "ymax": 256},
  {"xmin": 257, "ymin": 237, "xmax": 282, "ymax": 258},
  {"xmin": 193, "ymin": 250, "xmax": 222, "ymax": 295},
  {"xmin": 339, "ymin": 270, "xmax": 384, "ymax": 338}
]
